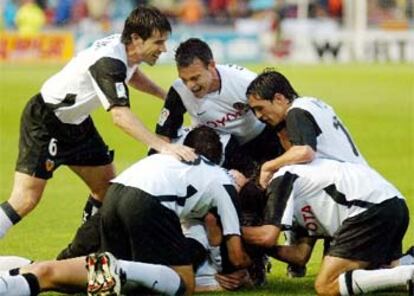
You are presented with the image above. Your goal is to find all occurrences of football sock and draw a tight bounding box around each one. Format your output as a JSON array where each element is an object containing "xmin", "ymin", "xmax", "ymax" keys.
[
  {"xmin": 0, "ymin": 256, "xmax": 31, "ymax": 271},
  {"xmin": 118, "ymin": 260, "xmax": 185, "ymax": 296},
  {"xmin": 0, "ymin": 202, "xmax": 21, "ymax": 239},
  {"xmin": 400, "ymin": 254, "xmax": 414, "ymax": 265},
  {"xmin": 338, "ymin": 265, "xmax": 414, "ymax": 295},
  {"xmin": 0, "ymin": 274, "xmax": 35, "ymax": 296},
  {"xmin": 82, "ymin": 195, "xmax": 102, "ymax": 223}
]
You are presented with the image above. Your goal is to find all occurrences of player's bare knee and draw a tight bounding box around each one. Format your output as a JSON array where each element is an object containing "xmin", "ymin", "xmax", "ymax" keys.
[
  {"xmin": 173, "ymin": 266, "xmax": 195, "ymax": 296},
  {"xmin": 314, "ymin": 277, "xmax": 337, "ymax": 296}
]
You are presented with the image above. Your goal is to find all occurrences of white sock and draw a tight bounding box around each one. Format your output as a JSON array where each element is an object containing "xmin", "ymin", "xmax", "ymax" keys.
[
  {"xmin": 338, "ymin": 265, "xmax": 414, "ymax": 295},
  {"xmin": 400, "ymin": 254, "xmax": 414, "ymax": 265},
  {"xmin": 0, "ymin": 275, "xmax": 31, "ymax": 296},
  {"xmin": 118, "ymin": 260, "xmax": 184, "ymax": 295},
  {"xmin": 0, "ymin": 208, "xmax": 13, "ymax": 239},
  {"xmin": 0, "ymin": 256, "xmax": 31, "ymax": 270}
]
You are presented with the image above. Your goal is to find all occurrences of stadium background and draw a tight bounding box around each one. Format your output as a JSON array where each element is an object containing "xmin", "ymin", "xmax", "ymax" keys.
[{"xmin": 1, "ymin": 0, "xmax": 413, "ymax": 295}]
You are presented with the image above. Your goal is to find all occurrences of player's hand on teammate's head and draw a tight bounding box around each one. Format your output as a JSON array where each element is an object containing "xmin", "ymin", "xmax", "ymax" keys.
[
  {"xmin": 228, "ymin": 169, "xmax": 249, "ymax": 192},
  {"xmin": 160, "ymin": 143, "xmax": 197, "ymax": 162}
]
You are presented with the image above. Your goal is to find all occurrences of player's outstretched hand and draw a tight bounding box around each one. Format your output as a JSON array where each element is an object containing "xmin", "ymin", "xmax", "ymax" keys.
[
  {"xmin": 160, "ymin": 143, "xmax": 197, "ymax": 162},
  {"xmin": 215, "ymin": 269, "xmax": 253, "ymax": 290},
  {"xmin": 259, "ymin": 161, "xmax": 274, "ymax": 189}
]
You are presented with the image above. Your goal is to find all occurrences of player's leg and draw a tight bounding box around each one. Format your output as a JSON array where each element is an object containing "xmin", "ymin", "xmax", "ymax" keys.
[
  {"xmin": 69, "ymin": 163, "xmax": 115, "ymax": 221},
  {"xmin": 0, "ymin": 173, "xmax": 47, "ymax": 238},
  {"xmin": 0, "ymin": 94, "xmax": 56, "ymax": 239},
  {"xmin": 18, "ymin": 257, "xmax": 87, "ymax": 293},
  {"xmin": 315, "ymin": 255, "xmax": 368, "ymax": 295},
  {"xmin": 316, "ymin": 197, "xmax": 410, "ymax": 296}
]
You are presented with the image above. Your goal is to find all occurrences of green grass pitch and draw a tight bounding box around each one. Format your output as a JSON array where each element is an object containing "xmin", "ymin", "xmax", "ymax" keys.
[{"xmin": 0, "ymin": 62, "xmax": 413, "ymax": 295}]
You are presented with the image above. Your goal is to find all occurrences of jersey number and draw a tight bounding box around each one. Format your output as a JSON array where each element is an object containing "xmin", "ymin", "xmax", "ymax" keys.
[{"xmin": 332, "ymin": 116, "xmax": 359, "ymax": 156}]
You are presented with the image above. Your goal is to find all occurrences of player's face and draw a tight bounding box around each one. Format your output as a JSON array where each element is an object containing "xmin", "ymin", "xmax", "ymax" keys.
[
  {"xmin": 178, "ymin": 58, "xmax": 216, "ymax": 98},
  {"xmin": 130, "ymin": 30, "xmax": 168, "ymax": 65},
  {"xmin": 248, "ymin": 94, "xmax": 287, "ymax": 126}
]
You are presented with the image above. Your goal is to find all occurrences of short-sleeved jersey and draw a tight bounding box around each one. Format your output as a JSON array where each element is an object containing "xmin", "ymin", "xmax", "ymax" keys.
[
  {"xmin": 41, "ymin": 34, "xmax": 138, "ymax": 124},
  {"xmin": 112, "ymin": 154, "xmax": 241, "ymax": 236},
  {"xmin": 264, "ymin": 159, "xmax": 403, "ymax": 237},
  {"xmin": 156, "ymin": 64, "xmax": 264, "ymax": 145},
  {"xmin": 287, "ymin": 97, "xmax": 367, "ymax": 165}
]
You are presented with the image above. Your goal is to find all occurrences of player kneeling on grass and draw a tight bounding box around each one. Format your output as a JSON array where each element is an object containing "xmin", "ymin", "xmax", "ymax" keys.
[
  {"xmin": 241, "ymin": 131, "xmax": 413, "ymax": 295},
  {"xmin": 0, "ymin": 126, "xmax": 251, "ymax": 296}
]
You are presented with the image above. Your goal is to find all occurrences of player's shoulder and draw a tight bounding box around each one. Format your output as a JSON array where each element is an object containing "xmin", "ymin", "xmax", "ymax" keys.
[
  {"xmin": 88, "ymin": 34, "xmax": 128, "ymax": 65},
  {"xmin": 217, "ymin": 64, "xmax": 257, "ymax": 80}
]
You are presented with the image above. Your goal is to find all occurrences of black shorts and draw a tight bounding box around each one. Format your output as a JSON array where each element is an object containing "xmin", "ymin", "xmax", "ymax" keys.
[
  {"xmin": 328, "ymin": 197, "xmax": 409, "ymax": 267},
  {"xmin": 99, "ymin": 183, "xmax": 192, "ymax": 266},
  {"xmin": 16, "ymin": 94, "xmax": 113, "ymax": 179}
]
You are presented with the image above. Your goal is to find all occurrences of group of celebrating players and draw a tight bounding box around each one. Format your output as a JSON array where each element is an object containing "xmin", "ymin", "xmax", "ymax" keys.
[{"xmin": 0, "ymin": 5, "xmax": 413, "ymax": 296}]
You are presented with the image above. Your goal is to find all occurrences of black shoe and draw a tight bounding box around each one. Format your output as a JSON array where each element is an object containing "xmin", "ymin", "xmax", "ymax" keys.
[
  {"xmin": 407, "ymin": 277, "xmax": 414, "ymax": 296},
  {"xmin": 286, "ymin": 264, "xmax": 306, "ymax": 278}
]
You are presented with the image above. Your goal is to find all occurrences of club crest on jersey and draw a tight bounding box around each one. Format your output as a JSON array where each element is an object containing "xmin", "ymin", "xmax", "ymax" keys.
[
  {"xmin": 233, "ymin": 102, "xmax": 249, "ymax": 113},
  {"xmin": 45, "ymin": 159, "xmax": 55, "ymax": 172},
  {"xmin": 115, "ymin": 82, "xmax": 126, "ymax": 98},
  {"xmin": 157, "ymin": 108, "xmax": 170, "ymax": 126}
]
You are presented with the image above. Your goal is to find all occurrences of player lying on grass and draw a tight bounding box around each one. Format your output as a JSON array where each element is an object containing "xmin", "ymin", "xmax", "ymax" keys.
[
  {"xmin": 0, "ymin": 126, "xmax": 251, "ymax": 296},
  {"xmin": 241, "ymin": 130, "xmax": 413, "ymax": 295}
]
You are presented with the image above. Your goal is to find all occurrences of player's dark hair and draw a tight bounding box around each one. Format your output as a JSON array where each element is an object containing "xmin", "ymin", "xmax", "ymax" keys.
[
  {"xmin": 184, "ymin": 126, "xmax": 222, "ymax": 164},
  {"xmin": 246, "ymin": 68, "xmax": 299, "ymax": 102},
  {"xmin": 121, "ymin": 6, "xmax": 171, "ymax": 44},
  {"xmin": 175, "ymin": 38, "xmax": 213, "ymax": 68}
]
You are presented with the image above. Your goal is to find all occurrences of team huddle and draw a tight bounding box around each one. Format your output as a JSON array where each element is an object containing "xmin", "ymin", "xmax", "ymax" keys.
[{"xmin": 0, "ymin": 5, "xmax": 413, "ymax": 296}]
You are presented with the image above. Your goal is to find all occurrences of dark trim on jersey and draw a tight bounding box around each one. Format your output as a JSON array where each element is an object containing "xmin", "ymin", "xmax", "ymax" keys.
[
  {"xmin": 156, "ymin": 185, "xmax": 197, "ymax": 206},
  {"xmin": 345, "ymin": 270, "xmax": 355, "ymax": 295},
  {"xmin": 286, "ymin": 108, "xmax": 322, "ymax": 150},
  {"xmin": 264, "ymin": 172, "xmax": 299, "ymax": 227},
  {"xmin": 216, "ymin": 68, "xmax": 222, "ymax": 94},
  {"xmin": 45, "ymin": 93, "xmax": 76, "ymax": 110},
  {"xmin": 0, "ymin": 201, "xmax": 21, "ymax": 224},
  {"xmin": 89, "ymin": 57, "xmax": 130, "ymax": 110},
  {"xmin": 324, "ymin": 184, "xmax": 376, "ymax": 209},
  {"xmin": 155, "ymin": 87, "xmax": 186, "ymax": 138},
  {"xmin": 223, "ymin": 184, "xmax": 242, "ymax": 219}
]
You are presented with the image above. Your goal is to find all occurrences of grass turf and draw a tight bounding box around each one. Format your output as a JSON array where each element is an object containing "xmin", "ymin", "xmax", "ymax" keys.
[{"xmin": 0, "ymin": 62, "xmax": 413, "ymax": 295}]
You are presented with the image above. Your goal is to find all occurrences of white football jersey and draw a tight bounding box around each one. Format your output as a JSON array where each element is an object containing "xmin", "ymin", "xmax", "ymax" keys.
[
  {"xmin": 112, "ymin": 154, "xmax": 241, "ymax": 236},
  {"xmin": 265, "ymin": 159, "xmax": 403, "ymax": 237},
  {"xmin": 287, "ymin": 97, "xmax": 367, "ymax": 165},
  {"xmin": 41, "ymin": 34, "xmax": 138, "ymax": 124},
  {"xmin": 156, "ymin": 64, "xmax": 264, "ymax": 145}
]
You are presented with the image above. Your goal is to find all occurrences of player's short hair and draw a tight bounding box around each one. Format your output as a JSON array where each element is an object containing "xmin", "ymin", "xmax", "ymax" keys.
[
  {"xmin": 184, "ymin": 126, "xmax": 222, "ymax": 164},
  {"xmin": 175, "ymin": 38, "xmax": 213, "ymax": 68},
  {"xmin": 121, "ymin": 6, "xmax": 171, "ymax": 44},
  {"xmin": 246, "ymin": 68, "xmax": 299, "ymax": 102}
]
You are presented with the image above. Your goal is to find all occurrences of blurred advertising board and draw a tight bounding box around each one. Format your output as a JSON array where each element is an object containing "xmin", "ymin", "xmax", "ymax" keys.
[{"xmin": 0, "ymin": 32, "xmax": 74, "ymax": 62}]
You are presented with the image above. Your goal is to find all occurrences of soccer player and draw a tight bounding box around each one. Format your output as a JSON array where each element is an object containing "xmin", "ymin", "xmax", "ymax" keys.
[
  {"xmin": 246, "ymin": 69, "xmax": 368, "ymax": 277},
  {"xmin": 0, "ymin": 6, "xmax": 196, "ymax": 240},
  {"xmin": 0, "ymin": 127, "xmax": 251, "ymax": 296},
  {"xmin": 155, "ymin": 38, "xmax": 283, "ymax": 168},
  {"xmin": 242, "ymin": 157, "xmax": 413, "ymax": 296}
]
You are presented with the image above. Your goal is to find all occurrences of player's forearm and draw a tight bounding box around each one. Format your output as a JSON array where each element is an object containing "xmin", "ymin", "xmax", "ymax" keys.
[
  {"xmin": 266, "ymin": 241, "xmax": 314, "ymax": 266},
  {"xmin": 129, "ymin": 69, "xmax": 166, "ymax": 100},
  {"xmin": 111, "ymin": 107, "xmax": 167, "ymax": 152},
  {"xmin": 242, "ymin": 225, "xmax": 279, "ymax": 248},
  {"xmin": 264, "ymin": 145, "xmax": 315, "ymax": 172}
]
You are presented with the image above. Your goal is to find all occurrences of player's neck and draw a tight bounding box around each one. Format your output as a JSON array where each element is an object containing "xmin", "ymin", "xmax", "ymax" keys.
[{"xmin": 208, "ymin": 68, "xmax": 221, "ymax": 93}]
